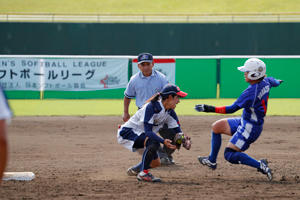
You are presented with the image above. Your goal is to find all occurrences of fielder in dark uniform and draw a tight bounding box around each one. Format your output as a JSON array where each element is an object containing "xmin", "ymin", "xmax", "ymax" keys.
[
  {"xmin": 123, "ymin": 53, "xmax": 177, "ymax": 165},
  {"xmin": 118, "ymin": 84, "xmax": 190, "ymax": 182}
]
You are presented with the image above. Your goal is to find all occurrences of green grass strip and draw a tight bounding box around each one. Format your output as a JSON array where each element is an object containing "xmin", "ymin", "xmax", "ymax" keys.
[
  {"xmin": 1, "ymin": 0, "xmax": 300, "ymax": 14},
  {"xmin": 8, "ymin": 99, "xmax": 300, "ymax": 116}
]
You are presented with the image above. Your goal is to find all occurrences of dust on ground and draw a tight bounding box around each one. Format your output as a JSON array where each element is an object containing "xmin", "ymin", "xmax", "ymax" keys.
[{"xmin": 1, "ymin": 116, "xmax": 300, "ymax": 200}]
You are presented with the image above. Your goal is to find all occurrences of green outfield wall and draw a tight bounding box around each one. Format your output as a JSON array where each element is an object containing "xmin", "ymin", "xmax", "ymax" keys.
[
  {"xmin": 2, "ymin": 57, "xmax": 299, "ymax": 99},
  {"xmin": 220, "ymin": 58, "xmax": 299, "ymax": 98},
  {"xmin": 1, "ymin": 22, "xmax": 300, "ymax": 99},
  {"xmin": 1, "ymin": 23, "xmax": 300, "ymax": 55},
  {"xmin": 175, "ymin": 59, "xmax": 216, "ymax": 98}
]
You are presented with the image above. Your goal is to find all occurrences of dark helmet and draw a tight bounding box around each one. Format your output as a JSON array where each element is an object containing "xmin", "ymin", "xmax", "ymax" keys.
[{"xmin": 160, "ymin": 84, "xmax": 187, "ymax": 98}]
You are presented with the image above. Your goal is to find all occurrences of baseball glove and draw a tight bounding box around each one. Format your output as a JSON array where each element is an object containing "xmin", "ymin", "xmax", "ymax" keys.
[{"xmin": 174, "ymin": 133, "xmax": 192, "ymax": 150}]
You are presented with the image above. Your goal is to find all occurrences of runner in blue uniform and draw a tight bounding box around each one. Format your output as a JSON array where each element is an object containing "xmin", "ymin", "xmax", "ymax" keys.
[{"xmin": 195, "ymin": 58, "xmax": 283, "ymax": 181}]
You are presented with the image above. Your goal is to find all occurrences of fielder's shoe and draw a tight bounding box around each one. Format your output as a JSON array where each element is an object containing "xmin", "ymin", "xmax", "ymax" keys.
[
  {"xmin": 168, "ymin": 156, "xmax": 175, "ymax": 165},
  {"xmin": 127, "ymin": 167, "xmax": 140, "ymax": 176},
  {"xmin": 160, "ymin": 157, "xmax": 173, "ymax": 166},
  {"xmin": 257, "ymin": 159, "xmax": 273, "ymax": 181},
  {"xmin": 198, "ymin": 156, "xmax": 217, "ymax": 170},
  {"xmin": 137, "ymin": 172, "xmax": 161, "ymax": 182}
]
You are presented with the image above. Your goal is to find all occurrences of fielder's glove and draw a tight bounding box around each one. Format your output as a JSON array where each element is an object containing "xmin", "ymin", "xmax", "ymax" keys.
[
  {"xmin": 194, "ymin": 104, "xmax": 215, "ymax": 112},
  {"xmin": 182, "ymin": 135, "xmax": 192, "ymax": 150},
  {"xmin": 174, "ymin": 133, "xmax": 192, "ymax": 150}
]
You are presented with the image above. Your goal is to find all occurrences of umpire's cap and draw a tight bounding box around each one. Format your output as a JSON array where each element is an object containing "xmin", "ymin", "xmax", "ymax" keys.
[
  {"xmin": 138, "ymin": 53, "xmax": 153, "ymax": 64},
  {"xmin": 161, "ymin": 84, "xmax": 187, "ymax": 98}
]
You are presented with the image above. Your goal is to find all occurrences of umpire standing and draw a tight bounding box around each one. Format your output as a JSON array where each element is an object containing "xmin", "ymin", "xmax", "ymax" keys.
[{"xmin": 123, "ymin": 52, "xmax": 176, "ymax": 165}]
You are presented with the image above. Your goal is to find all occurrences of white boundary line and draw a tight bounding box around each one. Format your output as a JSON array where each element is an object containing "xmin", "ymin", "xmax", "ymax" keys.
[{"xmin": 1, "ymin": 55, "xmax": 300, "ymax": 59}]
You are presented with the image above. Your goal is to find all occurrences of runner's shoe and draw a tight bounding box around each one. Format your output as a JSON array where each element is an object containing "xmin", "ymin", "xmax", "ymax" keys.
[
  {"xmin": 198, "ymin": 156, "xmax": 217, "ymax": 170},
  {"xmin": 257, "ymin": 159, "xmax": 273, "ymax": 181},
  {"xmin": 137, "ymin": 172, "xmax": 161, "ymax": 182},
  {"xmin": 127, "ymin": 167, "xmax": 140, "ymax": 176}
]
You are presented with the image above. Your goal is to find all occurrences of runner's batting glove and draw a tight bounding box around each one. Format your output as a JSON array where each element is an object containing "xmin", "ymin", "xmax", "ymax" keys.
[
  {"xmin": 194, "ymin": 104, "xmax": 205, "ymax": 112},
  {"xmin": 194, "ymin": 104, "xmax": 215, "ymax": 112},
  {"xmin": 278, "ymin": 80, "xmax": 284, "ymax": 84}
]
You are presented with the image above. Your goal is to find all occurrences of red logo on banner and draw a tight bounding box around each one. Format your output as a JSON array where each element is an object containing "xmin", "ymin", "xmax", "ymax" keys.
[{"xmin": 100, "ymin": 75, "xmax": 109, "ymax": 88}]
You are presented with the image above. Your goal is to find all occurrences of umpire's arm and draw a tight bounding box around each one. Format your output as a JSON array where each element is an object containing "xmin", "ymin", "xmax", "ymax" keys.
[{"xmin": 123, "ymin": 97, "xmax": 132, "ymax": 122}]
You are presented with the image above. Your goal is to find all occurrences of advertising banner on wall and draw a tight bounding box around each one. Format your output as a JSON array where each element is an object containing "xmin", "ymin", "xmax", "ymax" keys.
[
  {"xmin": 0, "ymin": 57, "xmax": 128, "ymax": 91},
  {"xmin": 132, "ymin": 58, "xmax": 176, "ymax": 84}
]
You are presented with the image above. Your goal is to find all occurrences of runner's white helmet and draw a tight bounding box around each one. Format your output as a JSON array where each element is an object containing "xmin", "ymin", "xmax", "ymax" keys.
[{"xmin": 238, "ymin": 58, "xmax": 266, "ymax": 80}]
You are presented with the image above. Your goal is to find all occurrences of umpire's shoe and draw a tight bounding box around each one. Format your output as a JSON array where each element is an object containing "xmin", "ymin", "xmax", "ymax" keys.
[
  {"xmin": 258, "ymin": 159, "xmax": 273, "ymax": 181},
  {"xmin": 137, "ymin": 171, "xmax": 161, "ymax": 182},
  {"xmin": 198, "ymin": 156, "xmax": 217, "ymax": 170}
]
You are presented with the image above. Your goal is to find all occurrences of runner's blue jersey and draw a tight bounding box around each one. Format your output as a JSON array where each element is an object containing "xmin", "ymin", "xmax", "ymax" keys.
[{"xmin": 226, "ymin": 77, "xmax": 281, "ymax": 126}]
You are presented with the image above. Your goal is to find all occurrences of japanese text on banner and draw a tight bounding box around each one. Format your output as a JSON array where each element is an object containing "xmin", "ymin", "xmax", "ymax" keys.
[{"xmin": 0, "ymin": 58, "xmax": 129, "ymax": 91}]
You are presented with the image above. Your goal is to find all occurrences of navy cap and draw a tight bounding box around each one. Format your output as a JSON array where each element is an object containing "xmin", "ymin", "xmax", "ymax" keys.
[
  {"xmin": 137, "ymin": 53, "xmax": 153, "ymax": 64},
  {"xmin": 161, "ymin": 84, "xmax": 187, "ymax": 98}
]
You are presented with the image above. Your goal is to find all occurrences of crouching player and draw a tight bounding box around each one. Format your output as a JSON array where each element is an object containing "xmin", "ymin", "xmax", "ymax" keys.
[
  {"xmin": 117, "ymin": 84, "xmax": 191, "ymax": 182},
  {"xmin": 195, "ymin": 58, "xmax": 283, "ymax": 181}
]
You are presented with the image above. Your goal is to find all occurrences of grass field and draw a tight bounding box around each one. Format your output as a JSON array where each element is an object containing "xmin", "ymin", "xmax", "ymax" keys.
[
  {"xmin": 1, "ymin": 0, "xmax": 300, "ymax": 14},
  {"xmin": 8, "ymin": 98, "xmax": 300, "ymax": 116}
]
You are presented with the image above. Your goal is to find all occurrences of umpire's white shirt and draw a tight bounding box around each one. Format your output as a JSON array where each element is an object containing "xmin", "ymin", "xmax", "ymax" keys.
[{"xmin": 124, "ymin": 70, "xmax": 168, "ymax": 108}]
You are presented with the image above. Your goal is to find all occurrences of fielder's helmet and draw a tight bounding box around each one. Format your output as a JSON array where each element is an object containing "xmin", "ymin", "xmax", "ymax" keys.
[
  {"xmin": 160, "ymin": 84, "xmax": 187, "ymax": 98},
  {"xmin": 238, "ymin": 58, "xmax": 266, "ymax": 80}
]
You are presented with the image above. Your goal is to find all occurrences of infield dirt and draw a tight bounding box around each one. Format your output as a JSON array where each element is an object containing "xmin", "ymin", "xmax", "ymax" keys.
[{"xmin": 1, "ymin": 116, "xmax": 300, "ymax": 199}]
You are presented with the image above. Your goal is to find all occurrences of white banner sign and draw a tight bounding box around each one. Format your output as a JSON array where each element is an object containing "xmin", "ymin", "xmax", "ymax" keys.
[
  {"xmin": 132, "ymin": 58, "xmax": 176, "ymax": 84},
  {"xmin": 0, "ymin": 58, "xmax": 128, "ymax": 91}
]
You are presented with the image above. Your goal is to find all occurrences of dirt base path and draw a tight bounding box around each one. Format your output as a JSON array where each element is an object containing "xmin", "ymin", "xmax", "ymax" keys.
[{"xmin": 1, "ymin": 116, "xmax": 300, "ymax": 199}]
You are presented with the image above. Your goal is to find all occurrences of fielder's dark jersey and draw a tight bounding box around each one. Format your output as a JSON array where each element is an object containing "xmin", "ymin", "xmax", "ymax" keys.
[{"xmin": 117, "ymin": 100, "xmax": 182, "ymax": 151}]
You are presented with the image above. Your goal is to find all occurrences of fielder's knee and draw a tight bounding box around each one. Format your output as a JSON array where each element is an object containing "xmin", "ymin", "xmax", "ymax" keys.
[
  {"xmin": 224, "ymin": 147, "xmax": 239, "ymax": 164},
  {"xmin": 146, "ymin": 139, "xmax": 160, "ymax": 155}
]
